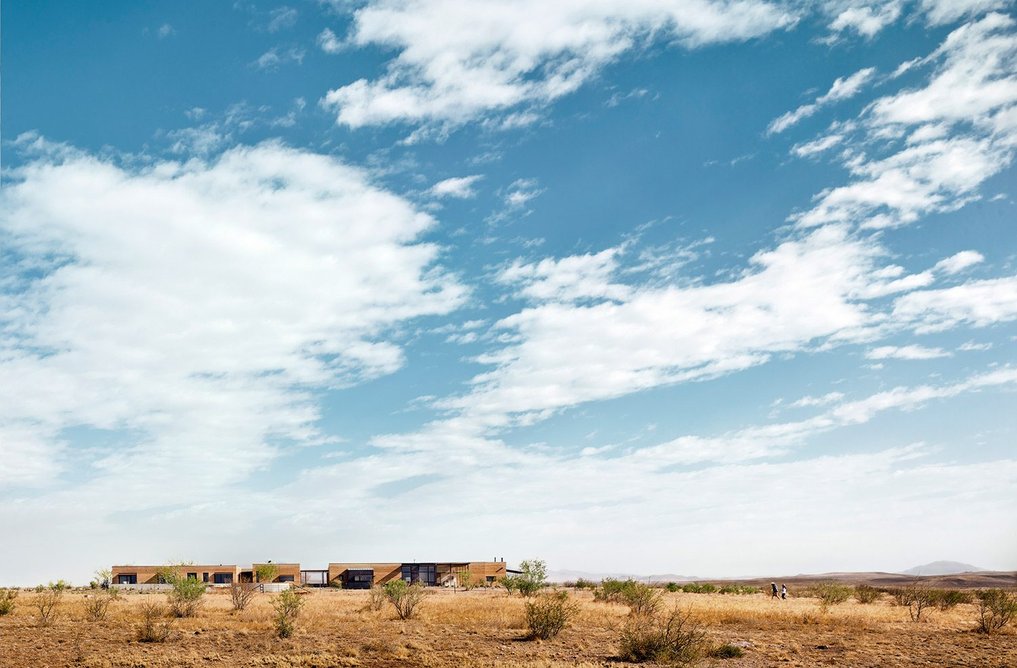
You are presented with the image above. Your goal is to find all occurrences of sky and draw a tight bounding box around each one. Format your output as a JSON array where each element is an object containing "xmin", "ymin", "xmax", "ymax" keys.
[{"xmin": 1, "ymin": 0, "xmax": 1016, "ymax": 586}]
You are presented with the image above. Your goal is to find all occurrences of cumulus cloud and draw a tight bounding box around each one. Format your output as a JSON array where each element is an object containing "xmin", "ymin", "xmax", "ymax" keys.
[
  {"xmin": 321, "ymin": 0, "xmax": 797, "ymax": 129},
  {"xmin": 933, "ymin": 250, "xmax": 985, "ymax": 274},
  {"xmin": 892, "ymin": 275, "xmax": 1017, "ymax": 333},
  {"xmin": 0, "ymin": 139, "xmax": 466, "ymax": 489},
  {"xmin": 317, "ymin": 27, "xmax": 344, "ymax": 53}
]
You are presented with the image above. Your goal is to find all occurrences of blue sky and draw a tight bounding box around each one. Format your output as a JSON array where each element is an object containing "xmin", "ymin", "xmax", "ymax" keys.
[{"xmin": 2, "ymin": 0, "xmax": 1016, "ymax": 585}]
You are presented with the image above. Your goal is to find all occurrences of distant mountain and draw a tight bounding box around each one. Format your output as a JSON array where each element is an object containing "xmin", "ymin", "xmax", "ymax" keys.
[
  {"xmin": 547, "ymin": 568, "xmax": 698, "ymax": 583},
  {"xmin": 902, "ymin": 561, "xmax": 985, "ymax": 576}
]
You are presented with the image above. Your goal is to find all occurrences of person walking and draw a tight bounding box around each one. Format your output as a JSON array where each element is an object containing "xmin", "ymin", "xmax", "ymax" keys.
[
  {"xmin": 771, "ymin": 582, "xmax": 778, "ymax": 598},
  {"xmin": 781, "ymin": 584, "xmax": 787, "ymax": 600}
]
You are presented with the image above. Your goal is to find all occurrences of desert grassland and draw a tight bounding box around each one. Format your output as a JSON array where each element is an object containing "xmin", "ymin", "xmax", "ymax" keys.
[{"xmin": 0, "ymin": 587, "xmax": 1014, "ymax": 668}]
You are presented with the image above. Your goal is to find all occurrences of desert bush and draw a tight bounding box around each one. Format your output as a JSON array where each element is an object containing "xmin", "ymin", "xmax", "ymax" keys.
[
  {"xmin": 897, "ymin": 581, "xmax": 936, "ymax": 622},
  {"xmin": 511, "ymin": 559, "xmax": 548, "ymax": 597},
  {"xmin": 365, "ymin": 585, "xmax": 386, "ymax": 612},
  {"xmin": 618, "ymin": 606, "xmax": 707, "ymax": 665},
  {"xmin": 525, "ymin": 591, "xmax": 580, "ymax": 640},
  {"xmin": 855, "ymin": 585, "xmax": 880, "ymax": 604},
  {"xmin": 710, "ymin": 643, "xmax": 745, "ymax": 659},
  {"xmin": 33, "ymin": 581, "xmax": 68, "ymax": 627},
  {"xmin": 158, "ymin": 568, "xmax": 206, "ymax": 618},
  {"xmin": 574, "ymin": 578, "xmax": 597, "ymax": 590},
  {"xmin": 383, "ymin": 579, "xmax": 426, "ymax": 620},
  {"xmin": 82, "ymin": 589, "xmax": 117, "ymax": 621},
  {"xmin": 229, "ymin": 582, "xmax": 257, "ymax": 611},
  {"xmin": 0, "ymin": 589, "xmax": 17, "ymax": 616},
  {"xmin": 665, "ymin": 582, "xmax": 680, "ymax": 593},
  {"xmin": 975, "ymin": 589, "xmax": 1017, "ymax": 634},
  {"xmin": 136, "ymin": 601, "xmax": 171, "ymax": 643},
  {"xmin": 595, "ymin": 579, "xmax": 661, "ymax": 615},
  {"xmin": 681, "ymin": 582, "xmax": 717, "ymax": 594},
  {"xmin": 814, "ymin": 583, "xmax": 852, "ymax": 606},
  {"xmin": 934, "ymin": 589, "xmax": 972, "ymax": 610},
  {"xmin": 272, "ymin": 589, "xmax": 304, "ymax": 638}
]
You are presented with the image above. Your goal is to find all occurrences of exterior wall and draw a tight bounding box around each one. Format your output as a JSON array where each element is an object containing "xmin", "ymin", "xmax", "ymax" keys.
[
  {"xmin": 111, "ymin": 565, "xmax": 240, "ymax": 586},
  {"xmin": 252, "ymin": 562, "xmax": 301, "ymax": 583},
  {"xmin": 327, "ymin": 561, "xmax": 507, "ymax": 587},
  {"xmin": 328, "ymin": 563, "xmax": 402, "ymax": 586}
]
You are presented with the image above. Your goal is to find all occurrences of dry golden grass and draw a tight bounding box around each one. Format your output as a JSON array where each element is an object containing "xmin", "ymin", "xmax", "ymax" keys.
[{"xmin": 0, "ymin": 586, "xmax": 1013, "ymax": 667}]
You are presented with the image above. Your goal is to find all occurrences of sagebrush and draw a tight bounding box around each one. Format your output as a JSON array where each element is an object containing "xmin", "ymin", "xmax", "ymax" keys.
[{"xmin": 525, "ymin": 591, "xmax": 580, "ymax": 640}]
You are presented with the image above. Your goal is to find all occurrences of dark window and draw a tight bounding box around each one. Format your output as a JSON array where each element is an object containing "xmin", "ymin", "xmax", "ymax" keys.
[
  {"xmin": 486, "ymin": 576, "xmax": 495, "ymax": 583},
  {"xmin": 202, "ymin": 573, "xmax": 209, "ymax": 583},
  {"xmin": 187, "ymin": 573, "xmax": 197, "ymax": 580},
  {"xmin": 116, "ymin": 573, "xmax": 137, "ymax": 585},
  {"xmin": 400, "ymin": 564, "xmax": 436, "ymax": 586},
  {"xmin": 212, "ymin": 573, "xmax": 233, "ymax": 584},
  {"xmin": 278, "ymin": 575, "xmax": 294, "ymax": 582}
]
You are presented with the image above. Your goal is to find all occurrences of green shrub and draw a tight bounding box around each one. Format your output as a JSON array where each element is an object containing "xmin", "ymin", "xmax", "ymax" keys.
[
  {"xmin": 934, "ymin": 589, "xmax": 972, "ymax": 610},
  {"xmin": 594, "ymin": 579, "xmax": 661, "ymax": 615},
  {"xmin": 256, "ymin": 563, "xmax": 279, "ymax": 584},
  {"xmin": 894, "ymin": 581, "xmax": 936, "ymax": 621},
  {"xmin": 383, "ymin": 579, "xmax": 426, "ymax": 620},
  {"xmin": 975, "ymin": 589, "xmax": 1017, "ymax": 634},
  {"xmin": 136, "ymin": 601, "xmax": 171, "ymax": 642},
  {"xmin": 619, "ymin": 607, "xmax": 706, "ymax": 665},
  {"xmin": 574, "ymin": 578, "xmax": 597, "ymax": 590},
  {"xmin": 160, "ymin": 570, "xmax": 206, "ymax": 618},
  {"xmin": 272, "ymin": 589, "xmax": 304, "ymax": 638},
  {"xmin": 681, "ymin": 582, "xmax": 717, "ymax": 594},
  {"xmin": 854, "ymin": 585, "xmax": 880, "ymax": 604},
  {"xmin": 665, "ymin": 582, "xmax": 680, "ymax": 593},
  {"xmin": 814, "ymin": 583, "xmax": 852, "ymax": 606},
  {"xmin": 525, "ymin": 591, "xmax": 580, "ymax": 640},
  {"xmin": 0, "ymin": 589, "xmax": 17, "ymax": 616},
  {"xmin": 513, "ymin": 560, "xmax": 547, "ymax": 597}
]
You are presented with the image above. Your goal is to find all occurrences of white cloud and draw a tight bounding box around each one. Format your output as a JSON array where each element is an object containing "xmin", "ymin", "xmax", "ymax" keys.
[
  {"xmin": 788, "ymin": 391, "xmax": 845, "ymax": 408},
  {"xmin": 892, "ymin": 275, "xmax": 1017, "ymax": 333},
  {"xmin": 933, "ymin": 249, "xmax": 985, "ymax": 274},
  {"xmin": 769, "ymin": 67, "xmax": 876, "ymax": 134},
  {"xmin": 254, "ymin": 46, "xmax": 306, "ymax": 71},
  {"xmin": 157, "ymin": 23, "xmax": 175, "ymax": 39},
  {"xmin": 792, "ymin": 133, "xmax": 844, "ymax": 157},
  {"xmin": 0, "ymin": 139, "xmax": 466, "ymax": 489},
  {"xmin": 865, "ymin": 344, "xmax": 951, "ymax": 359},
  {"xmin": 267, "ymin": 6, "xmax": 298, "ymax": 32},
  {"xmin": 498, "ymin": 248, "xmax": 629, "ymax": 302},
  {"xmin": 919, "ymin": 0, "xmax": 1010, "ymax": 25},
  {"xmin": 826, "ymin": 2, "xmax": 903, "ymax": 38},
  {"xmin": 795, "ymin": 14, "xmax": 1017, "ymax": 230},
  {"xmin": 321, "ymin": 0, "xmax": 797, "ymax": 129},
  {"xmin": 318, "ymin": 27, "xmax": 344, "ymax": 53},
  {"xmin": 959, "ymin": 340, "xmax": 993, "ymax": 351},
  {"xmin": 504, "ymin": 178, "xmax": 542, "ymax": 208},
  {"xmin": 429, "ymin": 174, "xmax": 483, "ymax": 199}
]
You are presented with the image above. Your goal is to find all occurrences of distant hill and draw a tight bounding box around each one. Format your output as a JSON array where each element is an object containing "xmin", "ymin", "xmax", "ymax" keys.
[
  {"xmin": 902, "ymin": 561, "xmax": 985, "ymax": 576},
  {"xmin": 548, "ymin": 569, "xmax": 697, "ymax": 583}
]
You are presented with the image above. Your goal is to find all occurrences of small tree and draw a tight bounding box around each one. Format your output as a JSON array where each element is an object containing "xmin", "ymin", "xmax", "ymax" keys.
[
  {"xmin": 229, "ymin": 582, "xmax": 257, "ymax": 611},
  {"xmin": 459, "ymin": 569, "xmax": 475, "ymax": 591},
  {"xmin": 515, "ymin": 559, "xmax": 547, "ymax": 597},
  {"xmin": 272, "ymin": 589, "xmax": 304, "ymax": 638},
  {"xmin": 256, "ymin": 563, "xmax": 279, "ymax": 584},
  {"xmin": 92, "ymin": 568, "xmax": 112, "ymax": 589},
  {"xmin": 0, "ymin": 589, "xmax": 18, "ymax": 616},
  {"xmin": 366, "ymin": 585, "xmax": 386, "ymax": 612},
  {"xmin": 900, "ymin": 580, "xmax": 936, "ymax": 622},
  {"xmin": 33, "ymin": 581, "xmax": 68, "ymax": 627},
  {"xmin": 158, "ymin": 567, "xmax": 206, "ymax": 618},
  {"xmin": 383, "ymin": 579, "xmax": 426, "ymax": 619},
  {"xmin": 854, "ymin": 585, "xmax": 880, "ymax": 604},
  {"xmin": 976, "ymin": 589, "xmax": 1017, "ymax": 634},
  {"xmin": 525, "ymin": 591, "xmax": 580, "ymax": 640}
]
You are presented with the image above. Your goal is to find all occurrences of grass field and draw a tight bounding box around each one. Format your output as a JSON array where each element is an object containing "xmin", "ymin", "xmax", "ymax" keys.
[{"xmin": 0, "ymin": 586, "xmax": 1014, "ymax": 667}]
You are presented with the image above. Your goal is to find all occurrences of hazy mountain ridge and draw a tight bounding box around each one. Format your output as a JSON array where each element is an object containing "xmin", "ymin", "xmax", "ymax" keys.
[{"xmin": 901, "ymin": 561, "xmax": 985, "ymax": 576}]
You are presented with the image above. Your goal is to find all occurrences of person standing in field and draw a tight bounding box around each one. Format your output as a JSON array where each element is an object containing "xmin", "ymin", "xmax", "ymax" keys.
[
  {"xmin": 771, "ymin": 582, "xmax": 778, "ymax": 598},
  {"xmin": 781, "ymin": 584, "xmax": 787, "ymax": 599}
]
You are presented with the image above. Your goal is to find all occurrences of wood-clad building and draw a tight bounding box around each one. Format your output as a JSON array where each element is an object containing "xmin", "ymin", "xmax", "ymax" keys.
[{"xmin": 112, "ymin": 559, "xmax": 507, "ymax": 589}]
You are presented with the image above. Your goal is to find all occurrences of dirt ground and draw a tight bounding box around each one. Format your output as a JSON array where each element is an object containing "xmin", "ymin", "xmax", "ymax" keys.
[{"xmin": 0, "ymin": 587, "xmax": 1014, "ymax": 667}]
